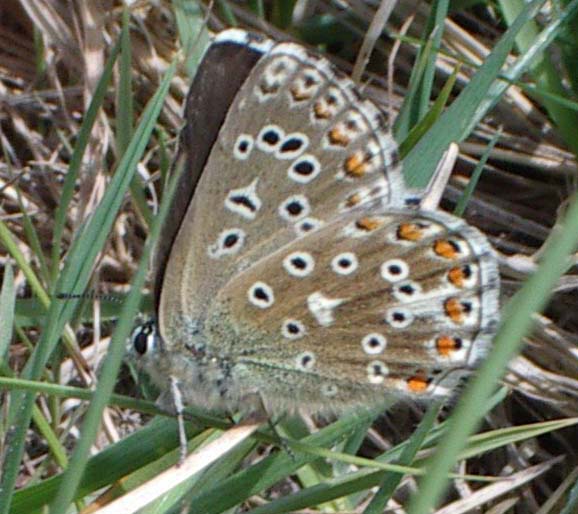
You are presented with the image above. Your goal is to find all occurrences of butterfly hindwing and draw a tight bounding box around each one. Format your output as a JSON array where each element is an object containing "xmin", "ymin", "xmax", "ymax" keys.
[{"xmin": 211, "ymin": 209, "xmax": 499, "ymax": 410}]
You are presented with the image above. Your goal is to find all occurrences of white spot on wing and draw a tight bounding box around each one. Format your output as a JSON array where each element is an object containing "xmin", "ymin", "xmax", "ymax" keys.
[
  {"xmin": 295, "ymin": 217, "xmax": 324, "ymax": 236},
  {"xmin": 384, "ymin": 308, "xmax": 414, "ymax": 328},
  {"xmin": 307, "ymin": 292, "xmax": 345, "ymax": 326},
  {"xmin": 279, "ymin": 194, "xmax": 311, "ymax": 221},
  {"xmin": 392, "ymin": 281, "xmax": 423, "ymax": 302},
  {"xmin": 321, "ymin": 383, "xmax": 338, "ymax": 397},
  {"xmin": 275, "ymin": 133, "xmax": 309, "ymax": 160},
  {"xmin": 256, "ymin": 125, "xmax": 285, "ymax": 152}
]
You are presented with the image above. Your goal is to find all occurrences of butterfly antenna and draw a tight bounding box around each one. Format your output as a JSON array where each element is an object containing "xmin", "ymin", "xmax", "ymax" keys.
[{"xmin": 55, "ymin": 291, "xmax": 123, "ymax": 303}]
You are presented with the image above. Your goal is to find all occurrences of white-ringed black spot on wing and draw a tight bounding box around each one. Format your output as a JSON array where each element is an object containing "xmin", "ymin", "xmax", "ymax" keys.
[
  {"xmin": 296, "ymin": 351, "xmax": 316, "ymax": 371},
  {"xmin": 361, "ymin": 333, "xmax": 387, "ymax": 355},
  {"xmin": 330, "ymin": 252, "xmax": 358, "ymax": 275},
  {"xmin": 367, "ymin": 360, "xmax": 389, "ymax": 384},
  {"xmin": 247, "ymin": 282, "xmax": 275, "ymax": 309},
  {"xmin": 283, "ymin": 251, "xmax": 315, "ymax": 277},
  {"xmin": 384, "ymin": 308, "xmax": 414, "ymax": 328},
  {"xmin": 380, "ymin": 259, "xmax": 409, "ymax": 282},
  {"xmin": 392, "ymin": 281, "xmax": 422, "ymax": 302},
  {"xmin": 224, "ymin": 179, "xmax": 262, "ymax": 220},
  {"xmin": 278, "ymin": 194, "xmax": 311, "ymax": 221},
  {"xmin": 294, "ymin": 217, "xmax": 324, "ymax": 236},
  {"xmin": 208, "ymin": 228, "xmax": 246, "ymax": 258},
  {"xmin": 288, "ymin": 155, "xmax": 321, "ymax": 184},
  {"xmin": 275, "ymin": 133, "xmax": 309, "ymax": 160},
  {"xmin": 256, "ymin": 124, "xmax": 285, "ymax": 152},
  {"xmin": 233, "ymin": 134, "xmax": 254, "ymax": 160},
  {"xmin": 281, "ymin": 319, "xmax": 306, "ymax": 339}
]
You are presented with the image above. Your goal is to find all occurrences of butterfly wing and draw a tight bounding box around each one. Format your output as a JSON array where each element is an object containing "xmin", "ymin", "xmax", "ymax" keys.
[
  {"xmin": 159, "ymin": 30, "xmax": 414, "ymax": 342},
  {"xmin": 153, "ymin": 32, "xmax": 270, "ymax": 304},
  {"xmin": 211, "ymin": 209, "xmax": 500, "ymax": 411}
]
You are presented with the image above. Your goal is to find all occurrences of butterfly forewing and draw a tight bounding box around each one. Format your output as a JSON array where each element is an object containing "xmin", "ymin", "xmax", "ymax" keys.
[{"xmin": 159, "ymin": 31, "xmax": 412, "ymax": 342}]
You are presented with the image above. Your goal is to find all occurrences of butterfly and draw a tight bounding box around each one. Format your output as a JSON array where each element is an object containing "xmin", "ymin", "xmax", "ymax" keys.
[{"xmin": 128, "ymin": 29, "xmax": 500, "ymax": 420}]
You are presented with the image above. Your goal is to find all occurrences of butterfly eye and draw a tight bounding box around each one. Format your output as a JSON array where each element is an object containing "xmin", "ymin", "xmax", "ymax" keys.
[
  {"xmin": 133, "ymin": 332, "xmax": 148, "ymax": 355},
  {"xmin": 130, "ymin": 322, "xmax": 157, "ymax": 356}
]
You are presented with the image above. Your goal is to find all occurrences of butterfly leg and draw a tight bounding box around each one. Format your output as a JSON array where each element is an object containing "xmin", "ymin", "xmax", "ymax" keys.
[
  {"xmin": 169, "ymin": 375, "xmax": 188, "ymax": 465},
  {"xmin": 254, "ymin": 393, "xmax": 295, "ymax": 460}
]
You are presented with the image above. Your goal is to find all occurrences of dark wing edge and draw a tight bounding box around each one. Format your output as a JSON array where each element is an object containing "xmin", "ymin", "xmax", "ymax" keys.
[{"xmin": 153, "ymin": 30, "xmax": 273, "ymax": 307}]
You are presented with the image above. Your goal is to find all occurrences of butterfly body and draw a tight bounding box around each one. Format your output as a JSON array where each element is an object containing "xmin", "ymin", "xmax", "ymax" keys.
[{"xmin": 130, "ymin": 29, "xmax": 500, "ymax": 417}]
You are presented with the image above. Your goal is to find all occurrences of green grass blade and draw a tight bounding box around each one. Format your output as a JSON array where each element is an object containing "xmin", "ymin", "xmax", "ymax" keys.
[
  {"xmin": 467, "ymin": 0, "xmax": 578, "ymax": 145},
  {"xmin": 48, "ymin": 60, "xmax": 178, "ymax": 514},
  {"xmin": 363, "ymin": 404, "xmax": 441, "ymax": 514},
  {"xmin": 187, "ymin": 411, "xmax": 379, "ymax": 514},
  {"xmin": 0, "ymin": 52, "xmax": 176, "ymax": 514},
  {"xmin": 10, "ymin": 418, "xmax": 190, "ymax": 514},
  {"xmin": 173, "ymin": 0, "xmax": 210, "ymax": 77},
  {"xmin": 453, "ymin": 129, "xmax": 501, "ymax": 217},
  {"xmin": 560, "ymin": 473, "xmax": 578, "ymax": 514},
  {"xmin": 499, "ymin": 0, "xmax": 578, "ymax": 155},
  {"xmin": 399, "ymin": 64, "xmax": 459, "ymax": 158},
  {"xmin": 418, "ymin": 0, "xmax": 450, "ymax": 116},
  {"xmin": 0, "ymin": 264, "xmax": 15, "ymax": 363},
  {"xmin": 403, "ymin": 0, "xmax": 548, "ymax": 189},
  {"xmin": 272, "ymin": 0, "xmax": 297, "ymax": 29},
  {"xmin": 49, "ymin": 41, "xmax": 120, "ymax": 286}
]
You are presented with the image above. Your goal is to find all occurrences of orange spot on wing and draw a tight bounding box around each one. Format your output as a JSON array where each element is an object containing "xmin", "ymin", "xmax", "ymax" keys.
[
  {"xmin": 313, "ymin": 102, "xmax": 331, "ymax": 119},
  {"xmin": 407, "ymin": 372, "xmax": 430, "ymax": 393},
  {"xmin": 356, "ymin": 217, "xmax": 384, "ymax": 231},
  {"xmin": 344, "ymin": 152, "xmax": 369, "ymax": 177},
  {"xmin": 444, "ymin": 298, "xmax": 467, "ymax": 324},
  {"xmin": 448, "ymin": 267, "xmax": 466, "ymax": 287},
  {"xmin": 397, "ymin": 223, "xmax": 423, "ymax": 241},
  {"xmin": 290, "ymin": 86, "xmax": 312, "ymax": 101},
  {"xmin": 260, "ymin": 82, "xmax": 279, "ymax": 95},
  {"xmin": 346, "ymin": 192, "xmax": 362, "ymax": 207},
  {"xmin": 328, "ymin": 127, "xmax": 350, "ymax": 146},
  {"xmin": 436, "ymin": 336, "xmax": 462, "ymax": 356},
  {"xmin": 434, "ymin": 239, "xmax": 460, "ymax": 259}
]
